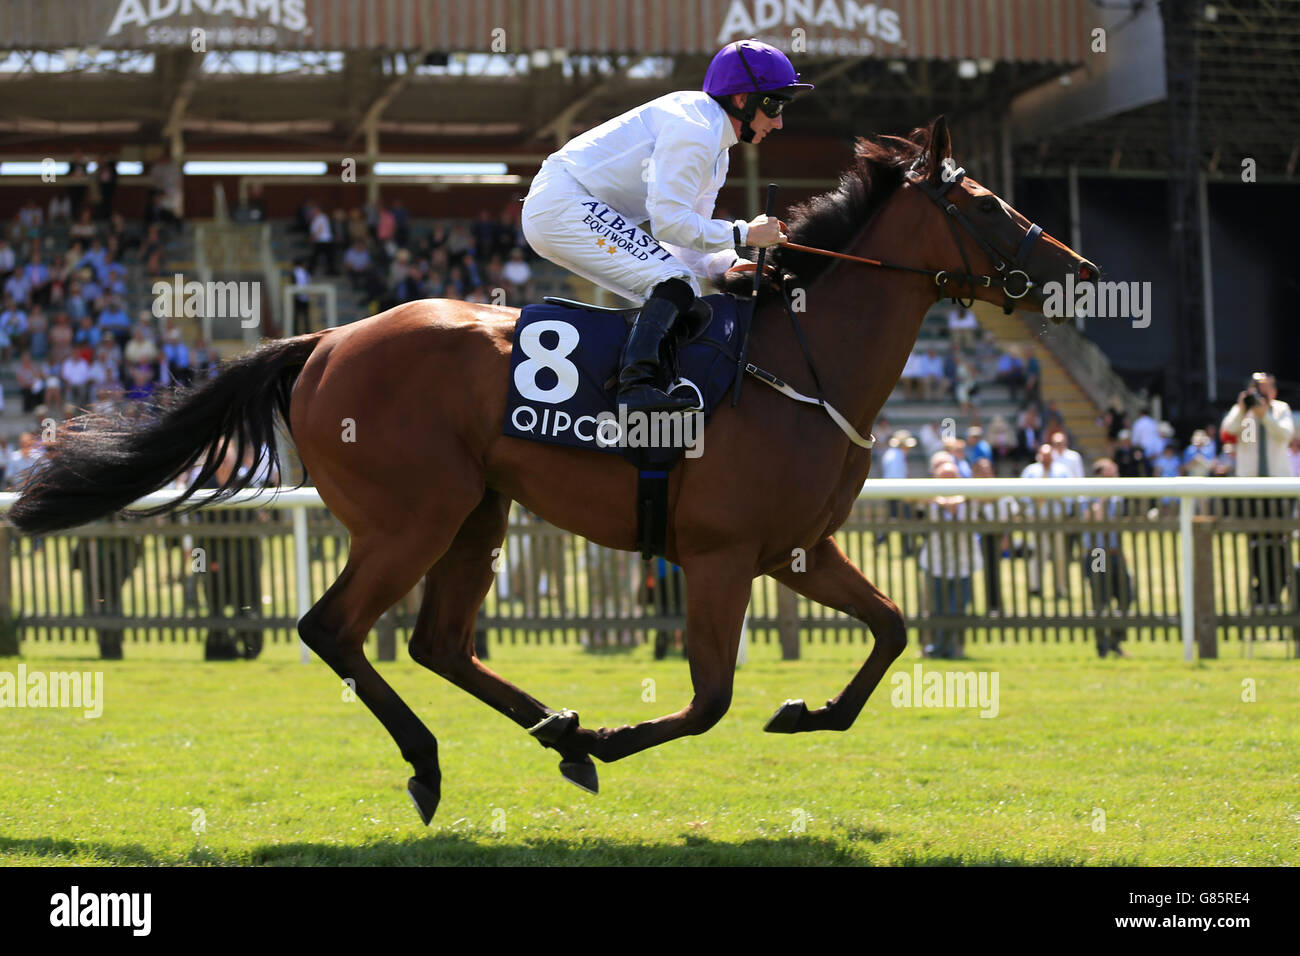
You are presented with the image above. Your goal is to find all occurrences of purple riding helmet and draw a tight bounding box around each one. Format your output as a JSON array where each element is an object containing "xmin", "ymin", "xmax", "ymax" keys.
[{"xmin": 703, "ymin": 39, "xmax": 814, "ymax": 143}]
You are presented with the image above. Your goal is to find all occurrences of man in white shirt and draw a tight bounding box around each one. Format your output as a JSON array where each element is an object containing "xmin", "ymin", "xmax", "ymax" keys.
[
  {"xmin": 307, "ymin": 204, "xmax": 336, "ymax": 276},
  {"xmin": 1020, "ymin": 442, "xmax": 1072, "ymax": 599},
  {"xmin": 521, "ymin": 39, "xmax": 811, "ymax": 414},
  {"xmin": 948, "ymin": 304, "xmax": 978, "ymax": 351},
  {"xmin": 1130, "ymin": 407, "xmax": 1164, "ymax": 461},
  {"xmin": 1220, "ymin": 372, "xmax": 1295, "ymax": 608},
  {"xmin": 1049, "ymin": 430, "xmax": 1085, "ymax": 479}
]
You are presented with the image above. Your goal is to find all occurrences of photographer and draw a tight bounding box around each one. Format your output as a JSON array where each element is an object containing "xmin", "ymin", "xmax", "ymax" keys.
[{"xmin": 1220, "ymin": 372, "xmax": 1294, "ymax": 609}]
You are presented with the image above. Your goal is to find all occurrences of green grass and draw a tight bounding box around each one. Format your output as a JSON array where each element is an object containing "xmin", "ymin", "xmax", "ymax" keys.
[{"xmin": 1, "ymin": 639, "xmax": 1295, "ymax": 866}]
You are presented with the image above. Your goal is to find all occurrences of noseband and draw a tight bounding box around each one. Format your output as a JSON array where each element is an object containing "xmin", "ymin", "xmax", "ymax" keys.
[{"xmin": 908, "ymin": 161, "xmax": 1043, "ymax": 314}]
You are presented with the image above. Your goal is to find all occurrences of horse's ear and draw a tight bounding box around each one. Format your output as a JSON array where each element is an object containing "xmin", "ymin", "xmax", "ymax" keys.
[{"xmin": 927, "ymin": 116, "xmax": 952, "ymax": 185}]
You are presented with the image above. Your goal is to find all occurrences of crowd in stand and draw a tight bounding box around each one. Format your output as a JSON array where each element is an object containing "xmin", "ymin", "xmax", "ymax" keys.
[
  {"xmin": 884, "ymin": 306, "xmax": 1300, "ymax": 482},
  {"xmin": 1, "ymin": 158, "xmax": 210, "ymax": 490},
  {"xmin": 283, "ymin": 198, "xmax": 538, "ymax": 327}
]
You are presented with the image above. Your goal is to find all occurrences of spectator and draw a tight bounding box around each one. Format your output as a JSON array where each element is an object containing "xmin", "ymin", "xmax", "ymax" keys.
[
  {"xmin": 1290, "ymin": 435, "xmax": 1300, "ymax": 478},
  {"xmin": 0, "ymin": 238, "xmax": 15, "ymax": 283},
  {"xmin": 0, "ymin": 295, "xmax": 27, "ymax": 361},
  {"xmin": 919, "ymin": 347, "xmax": 946, "ymax": 401},
  {"xmin": 917, "ymin": 420, "xmax": 944, "ymax": 458},
  {"xmin": 503, "ymin": 247, "xmax": 533, "ymax": 296},
  {"xmin": 988, "ymin": 415, "xmax": 1015, "ymax": 474},
  {"xmin": 1020, "ymin": 442, "xmax": 1072, "ymax": 599},
  {"xmin": 16, "ymin": 353, "xmax": 45, "ymax": 413},
  {"xmin": 72, "ymin": 314, "xmax": 101, "ymax": 349},
  {"xmin": 26, "ymin": 305, "xmax": 49, "ymax": 360},
  {"xmin": 5, "ymin": 432, "xmax": 42, "ymax": 491},
  {"xmin": 346, "ymin": 207, "xmax": 369, "ymax": 246},
  {"xmin": 66, "ymin": 150, "xmax": 90, "ymax": 218},
  {"xmin": 161, "ymin": 324, "xmax": 192, "ymax": 386},
  {"xmin": 474, "ymin": 209, "xmax": 497, "ymax": 260},
  {"xmin": 126, "ymin": 361, "xmax": 156, "ymax": 401},
  {"xmin": 1014, "ymin": 404, "xmax": 1044, "ymax": 465},
  {"xmin": 445, "ymin": 222, "xmax": 473, "ymax": 266},
  {"xmin": 995, "ymin": 347, "xmax": 1026, "ymax": 402},
  {"xmin": 189, "ymin": 335, "xmax": 215, "ymax": 382},
  {"xmin": 1112, "ymin": 429, "xmax": 1149, "ymax": 478},
  {"xmin": 47, "ymin": 311, "xmax": 74, "ymax": 366},
  {"xmin": 495, "ymin": 209, "xmax": 523, "ymax": 259},
  {"xmin": 124, "ymin": 323, "xmax": 158, "ymax": 368},
  {"xmin": 1043, "ymin": 399, "xmax": 1066, "ymax": 436},
  {"xmin": 375, "ymin": 203, "xmax": 397, "ymax": 261},
  {"xmin": 878, "ymin": 428, "xmax": 916, "ymax": 551},
  {"xmin": 899, "ymin": 347, "xmax": 924, "ymax": 400},
  {"xmin": 1080, "ymin": 457, "xmax": 1133, "ymax": 658},
  {"xmin": 917, "ymin": 457, "xmax": 979, "ymax": 659},
  {"xmin": 1049, "ymin": 430, "xmax": 1085, "ymax": 479},
  {"xmin": 141, "ymin": 223, "xmax": 166, "ymax": 274},
  {"xmin": 291, "ymin": 259, "xmax": 312, "ymax": 333},
  {"xmin": 948, "ymin": 303, "xmax": 978, "ymax": 351},
  {"xmin": 1220, "ymin": 372, "xmax": 1294, "ymax": 609},
  {"xmin": 24, "ymin": 249, "xmax": 51, "ymax": 307},
  {"xmin": 3, "ymin": 260, "xmax": 31, "ymax": 307},
  {"xmin": 973, "ymin": 457, "xmax": 1018, "ymax": 616},
  {"xmin": 69, "ymin": 206, "xmax": 97, "ymax": 242},
  {"xmin": 97, "ymin": 294, "xmax": 132, "ymax": 347},
  {"xmin": 943, "ymin": 437, "xmax": 972, "ymax": 477},
  {"xmin": 1182, "ymin": 428, "xmax": 1216, "ymax": 477},
  {"xmin": 1023, "ymin": 344, "xmax": 1042, "ymax": 407},
  {"xmin": 1131, "ymin": 406, "xmax": 1163, "ymax": 461},
  {"xmin": 306, "ymin": 203, "xmax": 336, "ymax": 275},
  {"xmin": 391, "ymin": 200, "xmax": 410, "ymax": 247},
  {"xmin": 17, "ymin": 198, "xmax": 44, "ymax": 237},
  {"xmin": 60, "ymin": 346, "xmax": 93, "ymax": 409},
  {"xmin": 965, "ymin": 426, "xmax": 992, "ymax": 469},
  {"xmin": 953, "ymin": 354, "xmax": 976, "ymax": 417},
  {"xmin": 47, "ymin": 190, "xmax": 72, "ymax": 224},
  {"xmin": 96, "ymin": 153, "xmax": 119, "ymax": 219},
  {"xmin": 343, "ymin": 240, "xmax": 372, "ymax": 290}
]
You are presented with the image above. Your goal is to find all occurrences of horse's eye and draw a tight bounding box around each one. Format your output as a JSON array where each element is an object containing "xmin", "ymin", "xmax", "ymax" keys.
[{"xmin": 979, "ymin": 198, "xmax": 997, "ymax": 214}]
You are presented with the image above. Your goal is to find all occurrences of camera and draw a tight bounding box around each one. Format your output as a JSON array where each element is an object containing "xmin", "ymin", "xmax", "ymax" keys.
[{"xmin": 1242, "ymin": 388, "xmax": 1259, "ymax": 409}]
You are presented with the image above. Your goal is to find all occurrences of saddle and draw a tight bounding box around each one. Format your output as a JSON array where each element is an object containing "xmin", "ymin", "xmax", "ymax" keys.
[{"xmin": 502, "ymin": 294, "xmax": 746, "ymax": 558}]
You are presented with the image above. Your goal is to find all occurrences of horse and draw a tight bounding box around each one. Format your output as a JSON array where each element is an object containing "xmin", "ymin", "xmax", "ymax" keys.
[{"xmin": 8, "ymin": 117, "xmax": 1098, "ymax": 824}]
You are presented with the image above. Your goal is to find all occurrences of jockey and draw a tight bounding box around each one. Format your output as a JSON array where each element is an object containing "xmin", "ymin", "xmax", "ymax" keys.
[{"xmin": 521, "ymin": 39, "xmax": 813, "ymax": 414}]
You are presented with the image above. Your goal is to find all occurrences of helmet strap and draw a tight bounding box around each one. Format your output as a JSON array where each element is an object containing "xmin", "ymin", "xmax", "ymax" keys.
[{"xmin": 712, "ymin": 93, "xmax": 761, "ymax": 144}]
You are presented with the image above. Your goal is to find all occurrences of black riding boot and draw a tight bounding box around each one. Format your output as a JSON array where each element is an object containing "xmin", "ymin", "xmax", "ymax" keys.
[{"xmin": 617, "ymin": 296, "xmax": 697, "ymax": 414}]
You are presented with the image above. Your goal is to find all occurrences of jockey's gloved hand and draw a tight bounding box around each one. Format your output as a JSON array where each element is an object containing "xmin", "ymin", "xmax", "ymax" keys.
[{"xmin": 745, "ymin": 215, "xmax": 787, "ymax": 248}]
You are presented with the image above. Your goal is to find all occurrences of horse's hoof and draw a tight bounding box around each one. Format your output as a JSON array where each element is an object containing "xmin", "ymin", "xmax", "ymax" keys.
[
  {"xmin": 560, "ymin": 758, "xmax": 599, "ymax": 795},
  {"xmin": 407, "ymin": 775, "xmax": 441, "ymax": 826},
  {"xmin": 764, "ymin": 698, "xmax": 808, "ymax": 734},
  {"xmin": 528, "ymin": 708, "xmax": 578, "ymax": 747}
]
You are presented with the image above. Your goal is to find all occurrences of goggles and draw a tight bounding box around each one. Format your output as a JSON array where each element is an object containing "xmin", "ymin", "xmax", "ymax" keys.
[{"xmin": 754, "ymin": 94, "xmax": 792, "ymax": 118}]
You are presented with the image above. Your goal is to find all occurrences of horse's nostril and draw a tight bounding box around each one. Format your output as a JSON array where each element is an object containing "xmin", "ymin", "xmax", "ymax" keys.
[{"xmin": 1078, "ymin": 261, "xmax": 1099, "ymax": 282}]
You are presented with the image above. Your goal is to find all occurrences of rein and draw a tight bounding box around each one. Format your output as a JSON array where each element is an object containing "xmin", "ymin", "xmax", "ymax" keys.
[
  {"xmin": 733, "ymin": 158, "xmax": 1046, "ymax": 450},
  {"xmin": 778, "ymin": 165, "xmax": 1042, "ymax": 314}
]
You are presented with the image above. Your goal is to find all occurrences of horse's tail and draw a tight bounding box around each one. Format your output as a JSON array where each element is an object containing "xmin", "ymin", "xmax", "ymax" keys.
[{"xmin": 7, "ymin": 332, "xmax": 325, "ymax": 535}]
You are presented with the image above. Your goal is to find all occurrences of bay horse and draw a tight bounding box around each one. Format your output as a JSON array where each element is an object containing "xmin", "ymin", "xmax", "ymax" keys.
[{"xmin": 9, "ymin": 118, "xmax": 1097, "ymax": 824}]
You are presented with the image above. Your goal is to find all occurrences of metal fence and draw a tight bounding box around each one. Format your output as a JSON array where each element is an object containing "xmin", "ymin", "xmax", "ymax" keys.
[{"xmin": 1, "ymin": 479, "xmax": 1298, "ymax": 660}]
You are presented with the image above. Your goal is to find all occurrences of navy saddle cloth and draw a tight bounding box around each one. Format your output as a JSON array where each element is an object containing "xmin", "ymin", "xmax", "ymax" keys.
[{"xmin": 502, "ymin": 294, "xmax": 743, "ymax": 468}]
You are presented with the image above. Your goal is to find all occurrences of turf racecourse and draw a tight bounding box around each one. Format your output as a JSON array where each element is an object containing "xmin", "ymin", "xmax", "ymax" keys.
[{"xmin": 1, "ymin": 639, "xmax": 1295, "ymax": 866}]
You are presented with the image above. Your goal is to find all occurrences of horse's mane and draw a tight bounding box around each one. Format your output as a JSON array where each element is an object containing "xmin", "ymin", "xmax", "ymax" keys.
[{"xmin": 766, "ymin": 121, "xmax": 941, "ymax": 288}]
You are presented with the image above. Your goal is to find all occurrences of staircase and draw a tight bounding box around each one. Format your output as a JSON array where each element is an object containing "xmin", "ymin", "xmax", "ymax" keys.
[{"xmin": 971, "ymin": 301, "xmax": 1108, "ymax": 461}]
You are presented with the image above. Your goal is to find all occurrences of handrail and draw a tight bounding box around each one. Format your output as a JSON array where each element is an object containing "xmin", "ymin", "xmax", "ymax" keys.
[{"xmin": 4, "ymin": 478, "xmax": 1298, "ymax": 665}]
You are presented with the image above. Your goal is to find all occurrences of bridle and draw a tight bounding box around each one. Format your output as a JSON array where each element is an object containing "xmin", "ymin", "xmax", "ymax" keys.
[
  {"xmin": 909, "ymin": 159, "xmax": 1042, "ymax": 315},
  {"xmin": 779, "ymin": 157, "xmax": 1044, "ymax": 315}
]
